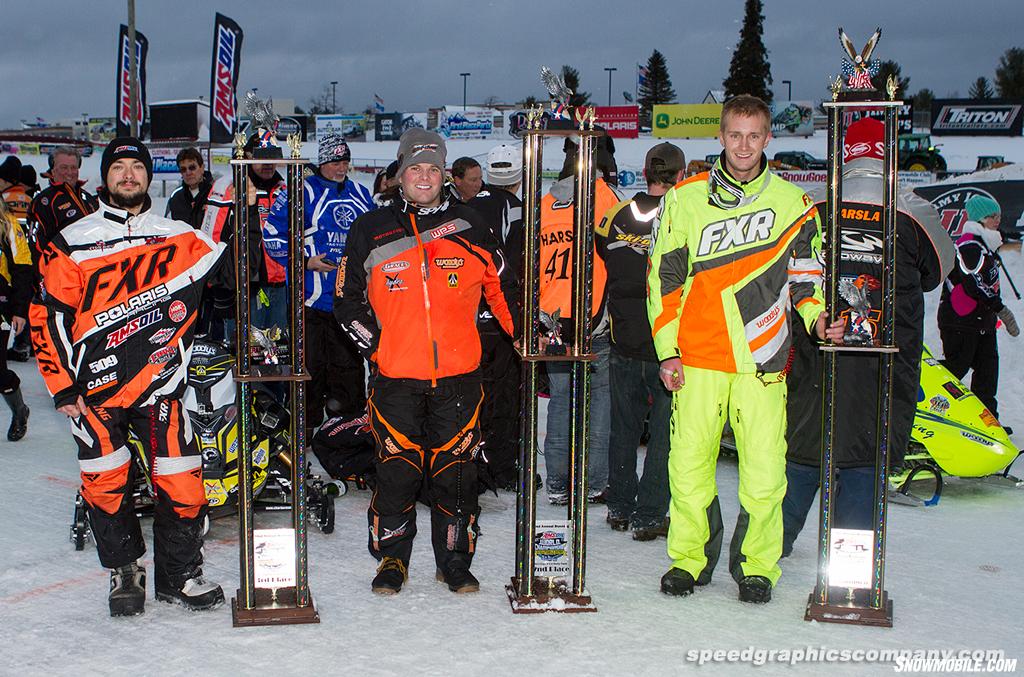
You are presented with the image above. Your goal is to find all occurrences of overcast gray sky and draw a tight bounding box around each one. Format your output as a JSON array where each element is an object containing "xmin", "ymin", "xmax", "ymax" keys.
[{"xmin": 2, "ymin": 0, "xmax": 1021, "ymax": 127}]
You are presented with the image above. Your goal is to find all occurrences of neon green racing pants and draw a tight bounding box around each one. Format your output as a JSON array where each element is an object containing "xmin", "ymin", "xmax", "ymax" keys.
[{"xmin": 666, "ymin": 365, "xmax": 788, "ymax": 586}]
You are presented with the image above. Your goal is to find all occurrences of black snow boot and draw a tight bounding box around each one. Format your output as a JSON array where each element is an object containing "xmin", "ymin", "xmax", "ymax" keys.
[
  {"xmin": 155, "ymin": 569, "xmax": 224, "ymax": 610},
  {"xmin": 371, "ymin": 557, "xmax": 408, "ymax": 595},
  {"xmin": 436, "ymin": 561, "xmax": 480, "ymax": 594},
  {"xmin": 660, "ymin": 567, "xmax": 697, "ymax": 597},
  {"xmin": 109, "ymin": 562, "xmax": 146, "ymax": 617},
  {"xmin": 606, "ymin": 511, "xmax": 629, "ymax": 532},
  {"xmin": 738, "ymin": 575, "xmax": 772, "ymax": 604},
  {"xmin": 3, "ymin": 389, "xmax": 29, "ymax": 441}
]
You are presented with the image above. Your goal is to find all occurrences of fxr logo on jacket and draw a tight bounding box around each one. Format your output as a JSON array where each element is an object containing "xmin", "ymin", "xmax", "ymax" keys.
[{"xmin": 696, "ymin": 209, "xmax": 776, "ymax": 256}]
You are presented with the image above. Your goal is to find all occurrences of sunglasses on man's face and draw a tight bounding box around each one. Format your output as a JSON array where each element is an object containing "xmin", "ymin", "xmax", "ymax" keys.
[{"xmin": 179, "ymin": 164, "xmax": 200, "ymax": 172}]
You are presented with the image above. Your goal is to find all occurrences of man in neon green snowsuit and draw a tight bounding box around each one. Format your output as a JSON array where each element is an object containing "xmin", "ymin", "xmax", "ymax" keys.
[{"xmin": 647, "ymin": 95, "xmax": 844, "ymax": 603}]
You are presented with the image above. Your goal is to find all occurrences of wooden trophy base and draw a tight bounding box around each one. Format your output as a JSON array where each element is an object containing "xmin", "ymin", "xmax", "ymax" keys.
[
  {"xmin": 232, "ymin": 587, "xmax": 321, "ymax": 627},
  {"xmin": 505, "ymin": 577, "xmax": 597, "ymax": 614},
  {"xmin": 805, "ymin": 587, "xmax": 893, "ymax": 627}
]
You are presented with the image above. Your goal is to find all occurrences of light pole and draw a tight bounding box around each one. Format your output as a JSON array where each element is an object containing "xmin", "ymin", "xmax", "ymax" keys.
[
  {"xmin": 782, "ymin": 79, "xmax": 792, "ymax": 100},
  {"xmin": 330, "ymin": 81, "xmax": 338, "ymax": 113},
  {"xmin": 460, "ymin": 72, "xmax": 471, "ymax": 111},
  {"xmin": 604, "ymin": 67, "xmax": 617, "ymax": 106}
]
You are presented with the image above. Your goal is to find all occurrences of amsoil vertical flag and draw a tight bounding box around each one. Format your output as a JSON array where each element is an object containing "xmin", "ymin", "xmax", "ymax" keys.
[
  {"xmin": 638, "ymin": 64, "xmax": 649, "ymax": 90},
  {"xmin": 115, "ymin": 24, "xmax": 149, "ymax": 137},
  {"xmin": 374, "ymin": 93, "xmax": 385, "ymax": 114},
  {"xmin": 209, "ymin": 13, "xmax": 244, "ymax": 144}
]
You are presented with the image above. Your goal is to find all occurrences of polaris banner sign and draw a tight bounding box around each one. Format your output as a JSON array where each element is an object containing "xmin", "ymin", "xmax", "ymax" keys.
[{"xmin": 930, "ymin": 99, "xmax": 1023, "ymax": 136}]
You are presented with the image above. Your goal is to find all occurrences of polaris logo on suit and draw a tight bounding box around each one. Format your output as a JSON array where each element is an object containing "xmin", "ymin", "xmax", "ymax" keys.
[{"xmin": 696, "ymin": 209, "xmax": 776, "ymax": 256}]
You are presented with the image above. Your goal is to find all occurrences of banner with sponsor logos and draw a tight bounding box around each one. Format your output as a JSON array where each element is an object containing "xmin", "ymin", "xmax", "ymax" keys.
[
  {"xmin": 437, "ymin": 108, "xmax": 496, "ymax": 139},
  {"xmin": 769, "ymin": 100, "xmax": 814, "ymax": 137},
  {"xmin": 930, "ymin": 99, "xmax": 1024, "ymax": 137},
  {"xmin": 593, "ymin": 106, "xmax": 639, "ymax": 139},
  {"xmin": 114, "ymin": 24, "xmax": 149, "ymax": 137},
  {"xmin": 374, "ymin": 112, "xmax": 427, "ymax": 141},
  {"xmin": 842, "ymin": 103, "xmax": 914, "ymax": 135},
  {"xmin": 773, "ymin": 170, "xmax": 935, "ymax": 193},
  {"xmin": 616, "ymin": 165, "xmax": 648, "ymax": 192},
  {"xmin": 89, "ymin": 117, "xmax": 117, "ymax": 144},
  {"xmin": 315, "ymin": 114, "xmax": 366, "ymax": 141},
  {"xmin": 209, "ymin": 13, "xmax": 243, "ymax": 144},
  {"xmin": 914, "ymin": 172, "xmax": 1024, "ymax": 238},
  {"xmin": 652, "ymin": 104, "xmax": 722, "ymax": 138},
  {"xmin": 150, "ymin": 148, "xmax": 182, "ymax": 175}
]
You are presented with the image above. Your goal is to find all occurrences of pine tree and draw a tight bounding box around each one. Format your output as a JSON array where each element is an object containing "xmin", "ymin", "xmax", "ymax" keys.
[
  {"xmin": 995, "ymin": 47, "xmax": 1024, "ymax": 98},
  {"xmin": 722, "ymin": 0, "xmax": 773, "ymax": 103},
  {"xmin": 912, "ymin": 88, "xmax": 935, "ymax": 111},
  {"xmin": 968, "ymin": 77, "xmax": 995, "ymax": 100},
  {"xmin": 560, "ymin": 66, "xmax": 590, "ymax": 108},
  {"xmin": 871, "ymin": 60, "xmax": 910, "ymax": 98},
  {"xmin": 637, "ymin": 49, "xmax": 677, "ymax": 127}
]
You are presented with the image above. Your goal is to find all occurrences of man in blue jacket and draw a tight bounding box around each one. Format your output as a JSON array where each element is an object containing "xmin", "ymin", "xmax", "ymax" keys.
[{"xmin": 264, "ymin": 134, "xmax": 374, "ymax": 432}]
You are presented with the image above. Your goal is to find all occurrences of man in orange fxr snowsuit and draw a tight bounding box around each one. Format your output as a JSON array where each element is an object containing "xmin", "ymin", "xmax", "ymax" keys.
[
  {"xmin": 335, "ymin": 129, "xmax": 519, "ymax": 595},
  {"xmin": 648, "ymin": 95, "xmax": 844, "ymax": 604},
  {"xmin": 31, "ymin": 138, "xmax": 227, "ymax": 616}
]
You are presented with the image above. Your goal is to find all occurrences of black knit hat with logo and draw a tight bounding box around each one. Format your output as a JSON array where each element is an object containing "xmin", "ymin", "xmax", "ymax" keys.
[{"xmin": 101, "ymin": 137, "xmax": 153, "ymax": 184}]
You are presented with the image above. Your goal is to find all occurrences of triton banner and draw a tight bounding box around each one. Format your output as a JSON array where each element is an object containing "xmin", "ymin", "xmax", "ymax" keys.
[
  {"xmin": 114, "ymin": 24, "xmax": 149, "ymax": 137},
  {"xmin": 930, "ymin": 99, "xmax": 1023, "ymax": 137},
  {"xmin": 209, "ymin": 13, "xmax": 244, "ymax": 144}
]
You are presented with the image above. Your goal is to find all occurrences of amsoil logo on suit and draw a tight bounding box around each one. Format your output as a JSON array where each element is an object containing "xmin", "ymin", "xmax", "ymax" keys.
[{"xmin": 106, "ymin": 308, "xmax": 162, "ymax": 349}]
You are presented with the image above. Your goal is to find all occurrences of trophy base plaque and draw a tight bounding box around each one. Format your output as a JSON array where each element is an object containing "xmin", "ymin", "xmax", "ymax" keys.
[
  {"xmin": 505, "ymin": 577, "xmax": 597, "ymax": 614},
  {"xmin": 805, "ymin": 588, "xmax": 893, "ymax": 627},
  {"xmin": 231, "ymin": 588, "xmax": 321, "ymax": 627}
]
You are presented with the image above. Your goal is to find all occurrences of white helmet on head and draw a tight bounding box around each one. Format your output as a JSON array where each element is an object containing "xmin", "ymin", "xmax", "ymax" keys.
[{"xmin": 486, "ymin": 144, "xmax": 522, "ymax": 186}]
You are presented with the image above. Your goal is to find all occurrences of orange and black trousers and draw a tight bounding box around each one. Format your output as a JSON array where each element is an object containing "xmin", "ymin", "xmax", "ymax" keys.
[
  {"xmin": 70, "ymin": 398, "xmax": 207, "ymax": 585},
  {"xmin": 366, "ymin": 373, "xmax": 483, "ymax": 571}
]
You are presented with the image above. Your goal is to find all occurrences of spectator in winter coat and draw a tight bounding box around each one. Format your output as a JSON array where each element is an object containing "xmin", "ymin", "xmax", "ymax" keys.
[
  {"xmin": 458, "ymin": 143, "xmax": 525, "ymax": 490},
  {"xmin": 451, "ymin": 156, "xmax": 483, "ymax": 202},
  {"xmin": 0, "ymin": 156, "xmax": 31, "ymax": 222},
  {"xmin": 27, "ymin": 146, "xmax": 98, "ymax": 260},
  {"xmin": 165, "ymin": 147, "xmax": 213, "ymax": 228},
  {"xmin": 599, "ymin": 142, "xmax": 684, "ymax": 541},
  {"xmin": 19, "ymin": 164, "xmax": 40, "ymax": 197},
  {"xmin": 0, "ymin": 198, "xmax": 32, "ymax": 440},
  {"xmin": 263, "ymin": 133, "xmax": 374, "ymax": 432},
  {"xmin": 937, "ymin": 194, "xmax": 1019, "ymax": 429},
  {"xmin": 781, "ymin": 118, "xmax": 955, "ymax": 556},
  {"xmin": 539, "ymin": 157, "xmax": 620, "ymax": 505}
]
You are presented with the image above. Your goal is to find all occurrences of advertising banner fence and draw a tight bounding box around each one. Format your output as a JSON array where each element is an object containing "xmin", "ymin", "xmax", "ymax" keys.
[
  {"xmin": 593, "ymin": 106, "xmax": 639, "ymax": 138},
  {"xmin": 930, "ymin": 99, "xmax": 1024, "ymax": 136},
  {"xmin": 652, "ymin": 104, "xmax": 722, "ymax": 138},
  {"xmin": 770, "ymin": 100, "xmax": 815, "ymax": 137}
]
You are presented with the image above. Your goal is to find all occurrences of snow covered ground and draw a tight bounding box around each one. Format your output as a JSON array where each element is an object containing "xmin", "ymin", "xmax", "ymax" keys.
[{"xmin": 2, "ymin": 137, "xmax": 1023, "ymax": 676}]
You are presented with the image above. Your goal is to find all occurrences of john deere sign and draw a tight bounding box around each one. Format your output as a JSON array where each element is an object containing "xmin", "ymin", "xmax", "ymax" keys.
[{"xmin": 653, "ymin": 104, "xmax": 722, "ymax": 138}]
